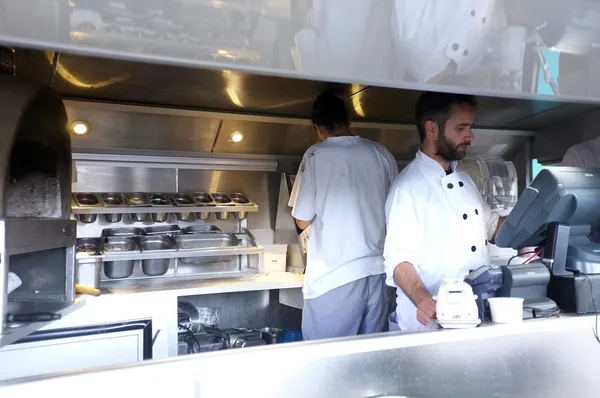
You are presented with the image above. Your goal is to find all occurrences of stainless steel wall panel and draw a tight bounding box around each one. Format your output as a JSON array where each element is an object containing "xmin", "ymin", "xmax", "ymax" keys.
[
  {"xmin": 67, "ymin": 107, "xmax": 220, "ymax": 153},
  {"xmin": 213, "ymin": 120, "xmax": 317, "ymax": 156},
  {"xmin": 72, "ymin": 165, "xmax": 176, "ymax": 193}
]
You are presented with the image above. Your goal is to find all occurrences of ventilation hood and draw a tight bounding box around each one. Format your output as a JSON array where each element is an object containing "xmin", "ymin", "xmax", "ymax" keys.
[{"xmin": 9, "ymin": 46, "xmax": 595, "ymax": 161}]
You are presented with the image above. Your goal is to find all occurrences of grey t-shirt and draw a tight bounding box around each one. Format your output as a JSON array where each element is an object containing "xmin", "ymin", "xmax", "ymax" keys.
[{"xmin": 562, "ymin": 137, "xmax": 600, "ymax": 168}]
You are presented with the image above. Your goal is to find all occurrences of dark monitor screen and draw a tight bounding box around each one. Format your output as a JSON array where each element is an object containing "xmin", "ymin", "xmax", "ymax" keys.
[{"xmin": 495, "ymin": 167, "xmax": 600, "ymax": 250}]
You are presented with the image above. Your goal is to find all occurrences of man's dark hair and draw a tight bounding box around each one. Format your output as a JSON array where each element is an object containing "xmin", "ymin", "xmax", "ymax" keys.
[
  {"xmin": 311, "ymin": 91, "xmax": 350, "ymax": 132},
  {"xmin": 415, "ymin": 92, "xmax": 477, "ymax": 142}
]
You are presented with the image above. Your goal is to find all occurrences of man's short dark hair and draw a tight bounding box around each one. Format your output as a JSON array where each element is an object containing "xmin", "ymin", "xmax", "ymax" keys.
[
  {"xmin": 415, "ymin": 92, "xmax": 477, "ymax": 142},
  {"xmin": 311, "ymin": 92, "xmax": 350, "ymax": 131}
]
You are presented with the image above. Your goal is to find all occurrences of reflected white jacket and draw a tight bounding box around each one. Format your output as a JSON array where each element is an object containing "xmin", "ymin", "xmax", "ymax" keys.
[
  {"xmin": 393, "ymin": 0, "xmax": 506, "ymax": 82},
  {"xmin": 384, "ymin": 151, "xmax": 499, "ymax": 331}
]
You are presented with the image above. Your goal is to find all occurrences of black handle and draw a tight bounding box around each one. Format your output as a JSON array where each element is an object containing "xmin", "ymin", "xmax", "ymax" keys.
[{"xmin": 7, "ymin": 312, "xmax": 62, "ymax": 323}]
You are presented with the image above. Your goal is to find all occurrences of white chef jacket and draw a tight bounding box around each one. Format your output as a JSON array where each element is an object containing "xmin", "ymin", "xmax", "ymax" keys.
[
  {"xmin": 562, "ymin": 137, "xmax": 600, "ymax": 168},
  {"xmin": 384, "ymin": 150, "xmax": 499, "ymax": 331},
  {"xmin": 292, "ymin": 136, "xmax": 398, "ymax": 299},
  {"xmin": 393, "ymin": 0, "xmax": 506, "ymax": 82}
]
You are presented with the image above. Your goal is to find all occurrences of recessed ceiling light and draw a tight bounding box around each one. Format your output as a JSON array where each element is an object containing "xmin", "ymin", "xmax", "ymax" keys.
[
  {"xmin": 229, "ymin": 131, "xmax": 244, "ymax": 143},
  {"xmin": 70, "ymin": 121, "xmax": 91, "ymax": 136}
]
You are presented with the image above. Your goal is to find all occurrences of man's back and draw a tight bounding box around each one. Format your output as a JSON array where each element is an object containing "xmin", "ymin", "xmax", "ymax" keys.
[{"xmin": 292, "ymin": 136, "xmax": 397, "ymax": 299}]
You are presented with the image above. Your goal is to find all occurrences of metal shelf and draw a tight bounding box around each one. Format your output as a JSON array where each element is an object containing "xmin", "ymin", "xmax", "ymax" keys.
[
  {"xmin": 77, "ymin": 233, "xmax": 263, "ymax": 261},
  {"xmin": 82, "ymin": 245, "xmax": 263, "ymax": 262},
  {"xmin": 71, "ymin": 204, "xmax": 259, "ymax": 214}
]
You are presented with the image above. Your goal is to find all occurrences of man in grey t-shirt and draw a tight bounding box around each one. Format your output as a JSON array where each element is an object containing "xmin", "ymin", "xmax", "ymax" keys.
[{"xmin": 291, "ymin": 92, "xmax": 398, "ymax": 340}]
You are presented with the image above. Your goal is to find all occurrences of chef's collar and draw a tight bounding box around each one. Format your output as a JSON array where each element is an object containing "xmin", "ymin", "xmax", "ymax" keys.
[
  {"xmin": 415, "ymin": 150, "xmax": 458, "ymax": 178},
  {"xmin": 325, "ymin": 135, "xmax": 359, "ymax": 141}
]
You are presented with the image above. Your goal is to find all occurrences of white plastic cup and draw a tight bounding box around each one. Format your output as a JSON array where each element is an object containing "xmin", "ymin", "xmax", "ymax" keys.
[{"xmin": 488, "ymin": 297, "xmax": 524, "ymax": 324}]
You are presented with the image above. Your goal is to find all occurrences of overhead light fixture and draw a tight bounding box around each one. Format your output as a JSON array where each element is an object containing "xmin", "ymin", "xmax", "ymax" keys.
[
  {"xmin": 69, "ymin": 121, "xmax": 91, "ymax": 136},
  {"xmin": 228, "ymin": 131, "xmax": 244, "ymax": 143}
]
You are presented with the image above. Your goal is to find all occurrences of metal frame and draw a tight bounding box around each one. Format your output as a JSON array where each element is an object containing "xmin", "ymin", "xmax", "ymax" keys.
[
  {"xmin": 89, "ymin": 233, "xmax": 262, "ymax": 261},
  {"xmin": 72, "ymin": 152, "xmax": 279, "ymax": 172},
  {"xmin": 0, "ymin": 219, "xmax": 79, "ymax": 348},
  {"xmin": 65, "ymin": 100, "xmax": 536, "ymax": 137},
  {"xmin": 72, "ymin": 203, "xmax": 259, "ymax": 215}
]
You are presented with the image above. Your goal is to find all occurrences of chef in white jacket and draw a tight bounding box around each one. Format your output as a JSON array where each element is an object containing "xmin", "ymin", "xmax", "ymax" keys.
[{"xmin": 384, "ymin": 92, "xmax": 505, "ymax": 331}]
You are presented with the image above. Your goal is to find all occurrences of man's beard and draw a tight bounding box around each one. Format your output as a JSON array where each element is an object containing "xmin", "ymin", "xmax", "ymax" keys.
[{"xmin": 436, "ymin": 131, "xmax": 469, "ymax": 161}]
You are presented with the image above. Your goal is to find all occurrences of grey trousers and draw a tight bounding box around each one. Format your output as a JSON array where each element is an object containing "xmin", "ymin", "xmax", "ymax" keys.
[{"xmin": 302, "ymin": 274, "xmax": 388, "ymax": 341}]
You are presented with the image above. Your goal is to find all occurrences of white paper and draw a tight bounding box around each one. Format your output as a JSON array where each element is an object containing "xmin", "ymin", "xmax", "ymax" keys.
[
  {"xmin": 7, "ymin": 272, "xmax": 22, "ymax": 294},
  {"xmin": 288, "ymin": 173, "xmax": 301, "ymax": 208}
]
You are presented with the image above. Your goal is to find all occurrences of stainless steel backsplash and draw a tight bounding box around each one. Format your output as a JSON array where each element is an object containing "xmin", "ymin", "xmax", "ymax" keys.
[{"xmin": 73, "ymin": 166, "xmax": 274, "ymax": 237}]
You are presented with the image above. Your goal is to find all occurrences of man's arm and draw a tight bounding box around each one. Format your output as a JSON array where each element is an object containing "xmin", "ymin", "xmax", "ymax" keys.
[
  {"xmin": 393, "ymin": 262, "xmax": 436, "ymax": 325},
  {"xmin": 296, "ymin": 219, "xmax": 312, "ymax": 231},
  {"xmin": 384, "ymin": 184, "xmax": 434, "ymax": 325},
  {"xmin": 292, "ymin": 152, "xmax": 317, "ymax": 229},
  {"xmin": 490, "ymin": 216, "xmax": 506, "ymax": 244}
]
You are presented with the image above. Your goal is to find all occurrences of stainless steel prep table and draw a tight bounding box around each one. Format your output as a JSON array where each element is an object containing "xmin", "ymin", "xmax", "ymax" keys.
[{"xmin": 1, "ymin": 314, "xmax": 598, "ymax": 397}]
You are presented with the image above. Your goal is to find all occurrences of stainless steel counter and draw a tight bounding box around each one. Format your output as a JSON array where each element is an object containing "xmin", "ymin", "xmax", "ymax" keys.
[
  {"xmin": 100, "ymin": 272, "xmax": 304, "ymax": 296},
  {"xmin": 1, "ymin": 315, "xmax": 599, "ymax": 397}
]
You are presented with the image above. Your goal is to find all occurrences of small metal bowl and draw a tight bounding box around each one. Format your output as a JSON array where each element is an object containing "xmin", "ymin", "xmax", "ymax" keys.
[
  {"xmin": 74, "ymin": 193, "xmax": 103, "ymax": 207},
  {"xmin": 171, "ymin": 193, "xmax": 195, "ymax": 206},
  {"xmin": 211, "ymin": 193, "xmax": 234, "ymax": 205},
  {"xmin": 152, "ymin": 213, "xmax": 169, "ymax": 223},
  {"xmin": 233, "ymin": 212, "xmax": 247, "ymax": 221},
  {"xmin": 78, "ymin": 214, "xmax": 97, "ymax": 224},
  {"xmin": 125, "ymin": 193, "xmax": 150, "ymax": 207},
  {"xmin": 230, "ymin": 193, "xmax": 250, "ymax": 204},
  {"xmin": 195, "ymin": 212, "xmax": 211, "ymax": 220},
  {"xmin": 149, "ymin": 194, "xmax": 172, "ymax": 206},
  {"xmin": 101, "ymin": 193, "xmax": 126, "ymax": 206},
  {"xmin": 148, "ymin": 194, "xmax": 171, "ymax": 222},
  {"xmin": 216, "ymin": 212, "xmax": 230, "ymax": 221},
  {"xmin": 176, "ymin": 212, "xmax": 195, "ymax": 221},
  {"xmin": 192, "ymin": 192, "xmax": 215, "ymax": 205},
  {"xmin": 130, "ymin": 213, "xmax": 148, "ymax": 222},
  {"xmin": 76, "ymin": 238, "xmax": 101, "ymax": 255},
  {"xmin": 104, "ymin": 213, "xmax": 123, "ymax": 223}
]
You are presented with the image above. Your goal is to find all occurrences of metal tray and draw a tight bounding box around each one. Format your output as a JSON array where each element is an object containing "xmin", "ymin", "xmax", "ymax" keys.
[
  {"xmin": 125, "ymin": 192, "xmax": 150, "ymax": 207},
  {"xmin": 102, "ymin": 236, "xmax": 140, "ymax": 254},
  {"xmin": 230, "ymin": 193, "xmax": 251, "ymax": 205},
  {"xmin": 182, "ymin": 225, "xmax": 221, "ymax": 234},
  {"xmin": 76, "ymin": 238, "xmax": 101, "ymax": 255},
  {"xmin": 101, "ymin": 193, "xmax": 127, "ymax": 207},
  {"xmin": 210, "ymin": 193, "xmax": 235, "ymax": 206},
  {"xmin": 139, "ymin": 236, "xmax": 176, "ymax": 252},
  {"xmin": 144, "ymin": 224, "xmax": 182, "ymax": 236},
  {"xmin": 102, "ymin": 227, "xmax": 145, "ymax": 238},
  {"xmin": 170, "ymin": 193, "xmax": 196, "ymax": 207},
  {"xmin": 73, "ymin": 193, "xmax": 104, "ymax": 208},
  {"xmin": 192, "ymin": 192, "xmax": 216, "ymax": 206},
  {"xmin": 149, "ymin": 193, "xmax": 172, "ymax": 206},
  {"xmin": 175, "ymin": 233, "xmax": 241, "ymax": 250}
]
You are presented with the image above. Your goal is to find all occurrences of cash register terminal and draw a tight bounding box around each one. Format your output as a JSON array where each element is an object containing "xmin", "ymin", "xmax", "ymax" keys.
[{"xmin": 495, "ymin": 166, "xmax": 600, "ymax": 314}]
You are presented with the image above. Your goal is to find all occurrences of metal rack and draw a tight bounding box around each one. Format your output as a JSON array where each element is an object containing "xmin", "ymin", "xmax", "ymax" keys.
[
  {"xmin": 80, "ymin": 231, "xmax": 263, "ymax": 283},
  {"xmin": 72, "ymin": 204, "xmax": 259, "ymax": 215}
]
